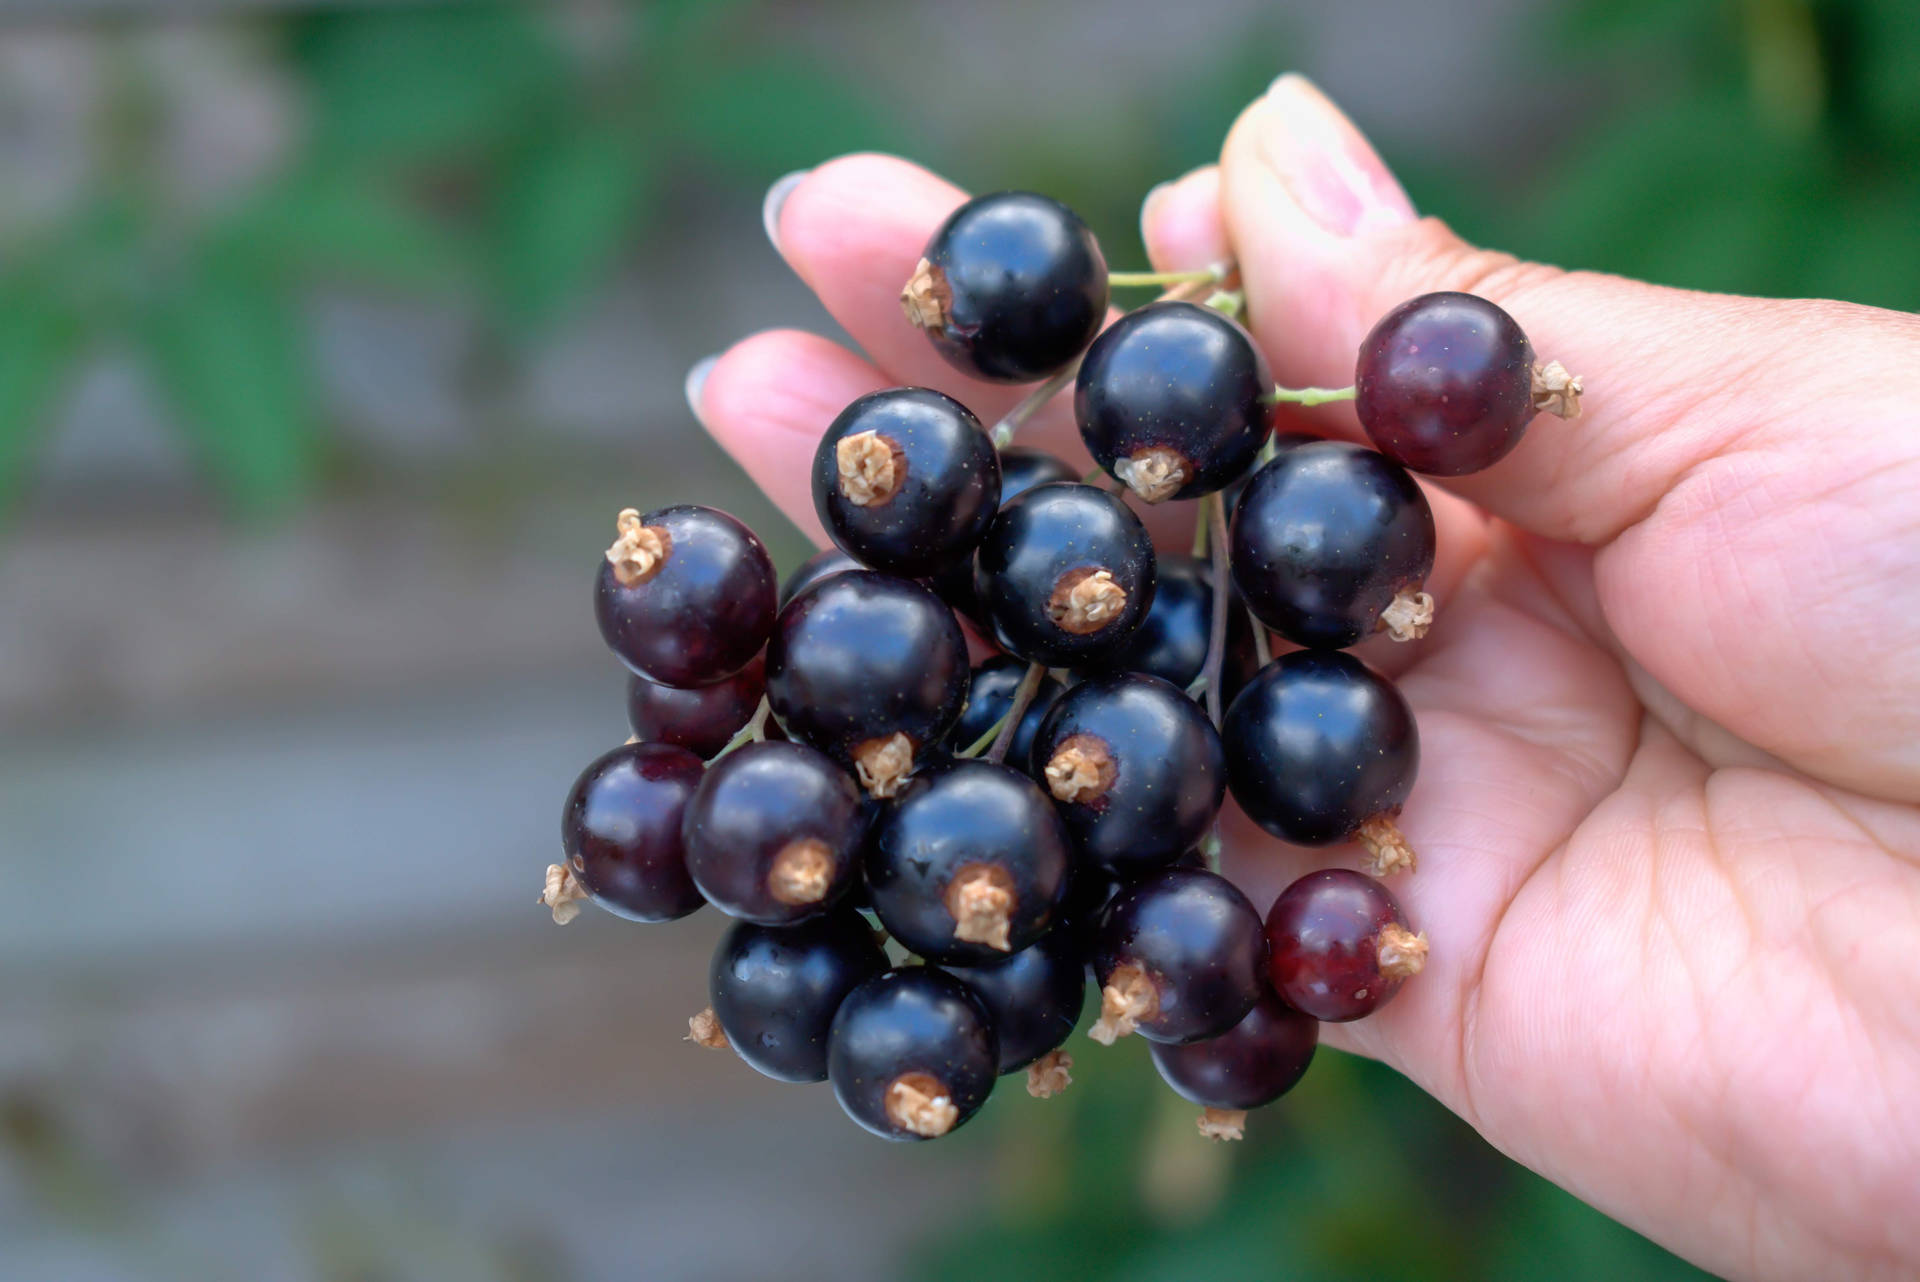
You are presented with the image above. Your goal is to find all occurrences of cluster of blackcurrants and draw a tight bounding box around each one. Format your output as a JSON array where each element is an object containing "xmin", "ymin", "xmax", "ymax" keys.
[{"xmin": 547, "ymin": 190, "xmax": 1581, "ymax": 1143}]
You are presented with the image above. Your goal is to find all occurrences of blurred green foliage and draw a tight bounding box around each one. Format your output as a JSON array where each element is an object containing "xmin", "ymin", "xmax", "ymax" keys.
[{"xmin": 1, "ymin": 0, "xmax": 1913, "ymax": 520}]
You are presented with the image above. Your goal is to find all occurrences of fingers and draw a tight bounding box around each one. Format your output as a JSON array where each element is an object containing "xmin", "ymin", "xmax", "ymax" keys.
[
  {"xmin": 691, "ymin": 329, "xmax": 891, "ymax": 545},
  {"xmin": 765, "ymin": 155, "xmax": 1090, "ymax": 468},
  {"xmin": 1215, "ymin": 75, "xmax": 1893, "ymax": 546}
]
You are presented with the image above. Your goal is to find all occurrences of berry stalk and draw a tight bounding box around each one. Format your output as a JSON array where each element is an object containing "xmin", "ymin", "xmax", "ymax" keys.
[
  {"xmin": 1268, "ymin": 384, "xmax": 1357, "ymax": 406},
  {"xmin": 709, "ymin": 695, "xmax": 772, "ymax": 760},
  {"xmin": 1202, "ymin": 495, "xmax": 1231, "ymax": 726},
  {"xmin": 985, "ymin": 661, "xmax": 1048, "ymax": 764},
  {"xmin": 1107, "ymin": 266, "xmax": 1227, "ymax": 288}
]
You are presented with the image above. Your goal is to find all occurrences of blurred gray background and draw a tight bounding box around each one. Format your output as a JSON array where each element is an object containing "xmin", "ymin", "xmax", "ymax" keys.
[{"xmin": 2, "ymin": 2, "xmax": 1911, "ymax": 1279}]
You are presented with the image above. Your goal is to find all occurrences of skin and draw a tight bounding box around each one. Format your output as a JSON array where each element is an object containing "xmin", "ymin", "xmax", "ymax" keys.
[{"xmin": 690, "ymin": 76, "xmax": 1920, "ymax": 1282}]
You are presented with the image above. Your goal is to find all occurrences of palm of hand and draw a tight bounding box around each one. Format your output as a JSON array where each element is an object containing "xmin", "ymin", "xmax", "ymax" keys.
[{"xmin": 698, "ymin": 143, "xmax": 1920, "ymax": 1281}]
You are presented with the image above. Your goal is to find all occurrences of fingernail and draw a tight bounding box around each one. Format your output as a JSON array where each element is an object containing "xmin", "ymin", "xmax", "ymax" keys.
[
  {"xmin": 1260, "ymin": 74, "xmax": 1414, "ymax": 237},
  {"xmin": 684, "ymin": 354, "xmax": 718, "ymax": 428},
  {"xmin": 1138, "ymin": 180, "xmax": 1173, "ymax": 253},
  {"xmin": 762, "ymin": 169, "xmax": 809, "ymax": 254}
]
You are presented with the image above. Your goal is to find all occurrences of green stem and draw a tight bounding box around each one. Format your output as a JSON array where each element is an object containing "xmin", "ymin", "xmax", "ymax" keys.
[
  {"xmin": 1203, "ymin": 496, "xmax": 1230, "ymax": 727},
  {"xmin": 1268, "ymin": 384, "xmax": 1357, "ymax": 406},
  {"xmin": 1250, "ymin": 610, "xmax": 1273, "ymax": 666},
  {"xmin": 991, "ymin": 363, "xmax": 1079, "ymax": 449},
  {"xmin": 1081, "ymin": 464, "xmax": 1107, "ymax": 484},
  {"xmin": 957, "ymin": 707, "xmax": 1012, "ymax": 758},
  {"xmin": 986, "ymin": 662, "xmax": 1047, "ymax": 765},
  {"xmin": 1108, "ymin": 266, "xmax": 1223, "ymax": 288},
  {"xmin": 1191, "ymin": 498, "xmax": 1210, "ymax": 559},
  {"xmin": 1203, "ymin": 289, "xmax": 1244, "ymax": 319},
  {"xmin": 710, "ymin": 696, "xmax": 771, "ymax": 761}
]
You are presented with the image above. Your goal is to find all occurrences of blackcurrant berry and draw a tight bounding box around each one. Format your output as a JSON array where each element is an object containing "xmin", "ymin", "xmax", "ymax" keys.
[
  {"xmin": 708, "ymin": 910, "xmax": 887, "ymax": 1082},
  {"xmin": 812, "ymin": 388, "xmax": 1001, "ymax": 578},
  {"xmin": 865, "ymin": 759, "xmax": 1073, "ymax": 964},
  {"xmin": 945, "ymin": 927, "xmax": 1086, "ymax": 1076},
  {"xmin": 1148, "ymin": 990, "xmax": 1318, "ymax": 1140},
  {"xmin": 1082, "ymin": 553, "xmax": 1257, "ymax": 699},
  {"xmin": 681, "ymin": 740, "xmax": 865, "ymax": 924},
  {"xmin": 780, "ymin": 547, "xmax": 861, "ymax": 608},
  {"xmin": 1091, "ymin": 866, "xmax": 1267, "ymax": 1045},
  {"xmin": 625, "ymin": 654, "xmax": 765, "ymax": 759},
  {"xmin": 951, "ymin": 655, "xmax": 1066, "ymax": 772},
  {"xmin": 595, "ymin": 505, "xmax": 777, "ymax": 686},
  {"xmin": 828, "ymin": 968, "xmax": 998, "ymax": 1141},
  {"xmin": 559, "ymin": 742, "xmax": 706, "ymax": 922},
  {"xmin": 765, "ymin": 571, "xmax": 969, "ymax": 798},
  {"xmin": 929, "ymin": 447, "xmax": 1079, "ymax": 622},
  {"xmin": 1229, "ymin": 440, "xmax": 1437, "ymax": 648},
  {"xmin": 1266, "ymin": 869, "xmax": 1426, "ymax": 1021},
  {"xmin": 1075, "ymin": 300, "xmax": 1272, "ymax": 503},
  {"xmin": 1355, "ymin": 291, "xmax": 1543, "ymax": 476},
  {"xmin": 1222, "ymin": 651, "xmax": 1420, "ymax": 874},
  {"xmin": 901, "ymin": 191, "xmax": 1108, "ymax": 383},
  {"xmin": 1031, "ymin": 672, "xmax": 1225, "ymax": 876},
  {"xmin": 974, "ymin": 482, "xmax": 1156, "ymax": 667}
]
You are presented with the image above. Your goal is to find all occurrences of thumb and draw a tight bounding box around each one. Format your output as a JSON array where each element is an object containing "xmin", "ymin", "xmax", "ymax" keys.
[{"xmin": 1219, "ymin": 75, "xmax": 1867, "ymax": 545}]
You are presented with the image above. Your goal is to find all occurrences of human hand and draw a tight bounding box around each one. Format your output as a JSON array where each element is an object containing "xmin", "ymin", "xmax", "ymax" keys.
[{"xmin": 688, "ymin": 74, "xmax": 1920, "ymax": 1282}]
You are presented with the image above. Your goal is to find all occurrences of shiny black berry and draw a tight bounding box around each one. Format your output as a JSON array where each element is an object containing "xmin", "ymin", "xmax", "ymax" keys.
[
  {"xmin": 930, "ymin": 447, "xmax": 1079, "ymax": 622},
  {"xmin": 828, "ymin": 968, "xmax": 998, "ymax": 1141},
  {"xmin": 708, "ymin": 911, "xmax": 887, "ymax": 1082},
  {"xmin": 780, "ymin": 547, "xmax": 861, "ymax": 608},
  {"xmin": 945, "ymin": 928, "xmax": 1086, "ymax": 1074},
  {"xmin": 560, "ymin": 742, "xmax": 706, "ymax": 922},
  {"xmin": 813, "ymin": 388, "xmax": 1001, "ymax": 578},
  {"xmin": 595, "ymin": 505, "xmax": 777, "ymax": 686},
  {"xmin": 1223, "ymin": 651, "xmax": 1420, "ymax": 869},
  {"xmin": 1091, "ymin": 867, "xmax": 1266, "ymax": 1045},
  {"xmin": 1229, "ymin": 441, "xmax": 1436, "ymax": 648},
  {"xmin": 1083, "ymin": 553, "xmax": 1257, "ymax": 700},
  {"xmin": 951, "ymin": 655, "xmax": 1066, "ymax": 771},
  {"xmin": 1075, "ymin": 300, "xmax": 1272, "ymax": 503},
  {"xmin": 1148, "ymin": 990, "xmax": 1318, "ymax": 1110},
  {"xmin": 625, "ymin": 654, "xmax": 765, "ymax": 759},
  {"xmin": 865, "ymin": 759, "xmax": 1072, "ymax": 964},
  {"xmin": 974, "ymin": 482, "xmax": 1155, "ymax": 667},
  {"xmin": 902, "ymin": 191, "xmax": 1108, "ymax": 383},
  {"xmin": 1355, "ymin": 291, "xmax": 1536, "ymax": 476},
  {"xmin": 681, "ymin": 740, "xmax": 864, "ymax": 924},
  {"xmin": 1031, "ymin": 672, "xmax": 1225, "ymax": 876},
  {"xmin": 766, "ymin": 571, "xmax": 969, "ymax": 798}
]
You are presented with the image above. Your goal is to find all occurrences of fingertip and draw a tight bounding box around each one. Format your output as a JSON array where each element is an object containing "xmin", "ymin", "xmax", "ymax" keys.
[
  {"xmin": 1140, "ymin": 165, "xmax": 1228, "ymax": 272},
  {"xmin": 775, "ymin": 152, "xmax": 966, "ymax": 284}
]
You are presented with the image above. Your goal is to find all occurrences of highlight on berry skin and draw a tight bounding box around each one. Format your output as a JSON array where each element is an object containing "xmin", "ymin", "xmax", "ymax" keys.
[{"xmin": 543, "ymin": 181, "xmax": 1528, "ymax": 1145}]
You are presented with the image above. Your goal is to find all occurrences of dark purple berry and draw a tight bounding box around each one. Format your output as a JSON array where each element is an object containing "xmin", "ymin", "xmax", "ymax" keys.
[
  {"xmin": 595, "ymin": 505, "xmax": 776, "ymax": 686},
  {"xmin": 781, "ymin": 547, "xmax": 861, "ymax": 608},
  {"xmin": 945, "ymin": 928, "xmax": 1086, "ymax": 1074},
  {"xmin": 1355, "ymin": 291, "xmax": 1535, "ymax": 476},
  {"xmin": 708, "ymin": 910, "xmax": 887, "ymax": 1082},
  {"xmin": 1229, "ymin": 440, "xmax": 1437, "ymax": 648},
  {"xmin": 1266, "ymin": 869, "xmax": 1426, "ymax": 1021},
  {"xmin": 1091, "ymin": 867, "xmax": 1266, "ymax": 1045},
  {"xmin": 765, "ymin": 571, "xmax": 969, "ymax": 798},
  {"xmin": 813, "ymin": 388, "xmax": 1001, "ymax": 578},
  {"xmin": 559, "ymin": 742, "xmax": 705, "ymax": 922},
  {"xmin": 625, "ymin": 654, "xmax": 765, "ymax": 759},
  {"xmin": 682, "ymin": 740, "xmax": 864, "ymax": 924},
  {"xmin": 974, "ymin": 482, "xmax": 1156, "ymax": 667},
  {"xmin": 930, "ymin": 447, "xmax": 1079, "ymax": 622},
  {"xmin": 1083, "ymin": 553, "xmax": 1257, "ymax": 699},
  {"xmin": 865, "ymin": 759, "xmax": 1072, "ymax": 965},
  {"xmin": 1222, "ymin": 651, "xmax": 1420, "ymax": 873},
  {"xmin": 1075, "ymin": 300, "xmax": 1272, "ymax": 503},
  {"xmin": 951, "ymin": 655, "xmax": 1066, "ymax": 772},
  {"xmin": 902, "ymin": 191, "xmax": 1108, "ymax": 383},
  {"xmin": 1148, "ymin": 990, "xmax": 1318, "ymax": 1113},
  {"xmin": 1031, "ymin": 672, "xmax": 1225, "ymax": 876},
  {"xmin": 828, "ymin": 968, "xmax": 998, "ymax": 1140}
]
